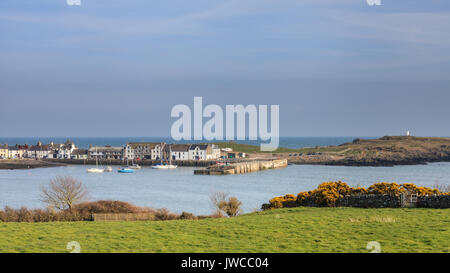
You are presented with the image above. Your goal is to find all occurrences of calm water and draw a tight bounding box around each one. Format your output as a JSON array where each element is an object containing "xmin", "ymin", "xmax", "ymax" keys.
[
  {"xmin": 1, "ymin": 163, "xmax": 449, "ymax": 215},
  {"xmin": 0, "ymin": 136, "xmax": 375, "ymax": 149}
]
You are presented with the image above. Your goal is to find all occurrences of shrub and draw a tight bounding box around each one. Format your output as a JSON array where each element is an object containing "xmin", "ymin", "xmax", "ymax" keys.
[
  {"xmin": 179, "ymin": 212, "xmax": 198, "ymax": 220},
  {"xmin": 350, "ymin": 187, "xmax": 368, "ymax": 195},
  {"xmin": 72, "ymin": 200, "xmax": 149, "ymax": 214},
  {"xmin": 268, "ymin": 197, "xmax": 284, "ymax": 209},
  {"xmin": 154, "ymin": 208, "xmax": 178, "ymax": 221},
  {"xmin": 210, "ymin": 192, "xmax": 243, "ymax": 217},
  {"xmin": 367, "ymin": 182, "xmax": 405, "ymax": 196},
  {"xmin": 401, "ymin": 183, "xmax": 440, "ymax": 196},
  {"xmin": 262, "ymin": 181, "xmax": 447, "ymax": 210},
  {"xmin": 269, "ymin": 194, "xmax": 297, "ymax": 209},
  {"xmin": 311, "ymin": 182, "xmax": 352, "ymax": 207},
  {"xmin": 0, "ymin": 201, "xmax": 189, "ymax": 223},
  {"xmin": 221, "ymin": 197, "xmax": 243, "ymax": 217},
  {"xmin": 296, "ymin": 191, "xmax": 312, "ymax": 206}
]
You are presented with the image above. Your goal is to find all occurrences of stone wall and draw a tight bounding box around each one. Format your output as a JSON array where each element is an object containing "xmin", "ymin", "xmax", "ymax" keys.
[
  {"xmin": 195, "ymin": 159, "xmax": 287, "ymax": 175},
  {"xmin": 416, "ymin": 195, "xmax": 450, "ymax": 209},
  {"xmin": 337, "ymin": 194, "xmax": 401, "ymax": 208}
]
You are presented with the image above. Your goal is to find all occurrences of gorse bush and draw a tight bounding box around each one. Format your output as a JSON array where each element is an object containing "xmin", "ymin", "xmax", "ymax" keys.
[
  {"xmin": 367, "ymin": 182, "xmax": 405, "ymax": 196},
  {"xmin": 263, "ymin": 182, "xmax": 448, "ymax": 210}
]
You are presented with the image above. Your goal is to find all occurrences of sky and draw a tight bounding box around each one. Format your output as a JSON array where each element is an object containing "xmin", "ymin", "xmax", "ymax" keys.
[{"xmin": 0, "ymin": 0, "xmax": 450, "ymax": 137}]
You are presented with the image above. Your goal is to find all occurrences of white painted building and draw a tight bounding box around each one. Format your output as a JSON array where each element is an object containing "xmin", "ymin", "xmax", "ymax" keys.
[
  {"xmin": 57, "ymin": 140, "xmax": 77, "ymax": 159},
  {"xmin": 125, "ymin": 142, "xmax": 158, "ymax": 160},
  {"xmin": 88, "ymin": 146, "xmax": 124, "ymax": 159},
  {"xmin": 27, "ymin": 142, "xmax": 52, "ymax": 159},
  {"xmin": 170, "ymin": 144, "xmax": 190, "ymax": 160},
  {"xmin": 188, "ymin": 144, "xmax": 206, "ymax": 160},
  {"xmin": 151, "ymin": 143, "xmax": 165, "ymax": 160},
  {"xmin": 210, "ymin": 144, "xmax": 221, "ymax": 160}
]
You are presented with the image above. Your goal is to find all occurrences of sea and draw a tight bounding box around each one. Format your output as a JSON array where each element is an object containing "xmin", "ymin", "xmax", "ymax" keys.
[
  {"xmin": 1, "ymin": 137, "xmax": 449, "ymax": 215},
  {"xmin": 0, "ymin": 136, "xmax": 368, "ymax": 149}
]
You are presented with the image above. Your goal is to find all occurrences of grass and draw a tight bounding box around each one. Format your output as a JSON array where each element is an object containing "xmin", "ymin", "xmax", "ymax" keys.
[
  {"xmin": 213, "ymin": 142, "xmax": 346, "ymax": 154},
  {"xmin": 0, "ymin": 207, "xmax": 448, "ymax": 253}
]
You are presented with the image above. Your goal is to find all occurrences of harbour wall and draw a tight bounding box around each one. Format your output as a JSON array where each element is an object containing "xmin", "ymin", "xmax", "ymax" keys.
[{"xmin": 194, "ymin": 159, "xmax": 288, "ymax": 175}]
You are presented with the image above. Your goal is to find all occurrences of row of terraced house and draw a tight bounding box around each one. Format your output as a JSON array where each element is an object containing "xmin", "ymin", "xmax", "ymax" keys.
[
  {"xmin": 0, "ymin": 140, "xmax": 77, "ymax": 159},
  {"xmin": 0, "ymin": 141, "xmax": 221, "ymax": 161},
  {"xmin": 124, "ymin": 143, "xmax": 221, "ymax": 161}
]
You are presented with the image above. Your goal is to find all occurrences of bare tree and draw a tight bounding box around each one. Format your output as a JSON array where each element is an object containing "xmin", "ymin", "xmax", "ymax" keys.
[
  {"xmin": 41, "ymin": 176, "xmax": 89, "ymax": 210},
  {"xmin": 210, "ymin": 191, "xmax": 243, "ymax": 217}
]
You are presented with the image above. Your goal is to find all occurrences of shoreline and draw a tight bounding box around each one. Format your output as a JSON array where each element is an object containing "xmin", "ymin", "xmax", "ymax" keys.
[
  {"xmin": 0, "ymin": 159, "xmax": 66, "ymax": 170},
  {"xmin": 3, "ymin": 136, "xmax": 450, "ymax": 169},
  {"xmin": 264, "ymin": 136, "xmax": 450, "ymax": 167}
]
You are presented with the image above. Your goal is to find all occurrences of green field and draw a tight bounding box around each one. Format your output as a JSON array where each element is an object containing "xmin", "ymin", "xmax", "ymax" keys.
[
  {"xmin": 213, "ymin": 142, "xmax": 346, "ymax": 154},
  {"xmin": 0, "ymin": 207, "xmax": 448, "ymax": 253}
]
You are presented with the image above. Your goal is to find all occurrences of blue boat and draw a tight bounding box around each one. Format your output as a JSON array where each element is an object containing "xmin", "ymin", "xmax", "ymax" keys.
[{"xmin": 118, "ymin": 168, "xmax": 135, "ymax": 173}]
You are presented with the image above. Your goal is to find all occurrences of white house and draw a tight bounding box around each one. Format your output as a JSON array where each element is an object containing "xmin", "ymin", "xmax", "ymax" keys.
[
  {"xmin": 188, "ymin": 144, "xmax": 208, "ymax": 160},
  {"xmin": 88, "ymin": 146, "xmax": 124, "ymax": 160},
  {"xmin": 71, "ymin": 149, "xmax": 88, "ymax": 159},
  {"xmin": 125, "ymin": 142, "xmax": 158, "ymax": 160},
  {"xmin": 151, "ymin": 143, "xmax": 165, "ymax": 160},
  {"xmin": 47, "ymin": 142, "xmax": 63, "ymax": 159},
  {"xmin": 210, "ymin": 144, "xmax": 221, "ymax": 160},
  {"xmin": 27, "ymin": 142, "xmax": 52, "ymax": 159},
  {"xmin": 57, "ymin": 140, "xmax": 77, "ymax": 159},
  {"xmin": 170, "ymin": 144, "xmax": 190, "ymax": 160}
]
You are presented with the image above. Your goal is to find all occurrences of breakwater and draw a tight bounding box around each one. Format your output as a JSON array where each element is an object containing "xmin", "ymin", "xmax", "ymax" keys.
[{"xmin": 194, "ymin": 159, "xmax": 288, "ymax": 175}]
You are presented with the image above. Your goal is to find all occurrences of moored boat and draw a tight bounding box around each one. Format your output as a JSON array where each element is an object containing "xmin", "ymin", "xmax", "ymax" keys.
[
  {"xmin": 152, "ymin": 163, "xmax": 177, "ymax": 169},
  {"xmin": 118, "ymin": 167, "xmax": 135, "ymax": 173},
  {"xmin": 129, "ymin": 163, "xmax": 141, "ymax": 169},
  {"xmin": 152, "ymin": 143, "xmax": 177, "ymax": 169},
  {"xmin": 87, "ymin": 147, "xmax": 105, "ymax": 173},
  {"xmin": 87, "ymin": 168, "xmax": 104, "ymax": 173}
]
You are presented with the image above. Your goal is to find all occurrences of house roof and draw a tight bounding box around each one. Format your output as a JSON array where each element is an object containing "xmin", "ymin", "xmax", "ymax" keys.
[
  {"xmin": 170, "ymin": 144, "xmax": 191, "ymax": 152},
  {"xmin": 127, "ymin": 142, "xmax": 160, "ymax": 149},
  {"xmin": 189, "ymin": 144, "xmax": 209, "ymax": 150},
  {"xmin": 72, "ymin": 149, "xmax": 88, "ymax": 155},
  {"xmin": 29, "ymin": 145, "xmax": 51, "ymax": 151},
  {"xmin": 88, "ymin": 146, "xmax": 123, "ymax": 152}
]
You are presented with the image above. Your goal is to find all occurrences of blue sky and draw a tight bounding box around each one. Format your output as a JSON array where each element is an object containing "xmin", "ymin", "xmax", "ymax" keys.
[{"xmin": 1, "ymin": 0, "xmax": 450, "ymax": 137}]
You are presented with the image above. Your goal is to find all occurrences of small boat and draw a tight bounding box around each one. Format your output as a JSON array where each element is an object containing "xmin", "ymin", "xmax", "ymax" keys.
[
  {"xmin": 87, "ymin": 147, "xmax": 105, "ymax": 173},
  {"xmin": 87, "ymin": 168, "xmax": 104, "ymax": 173},
  {"xmin": 104, "ymin": 166, "xmax": 113, "ymax": 172},
  {"xmin": 152, "ymin": 144, "xmax": 177, "ymax": 169},
  {"xmin": 118, "ymin": 168, "xmax": 135, "ymax": 173},
  {"xmin": 152, "ymin": 163, "xmax": 177, "ymax": 169},
  {"xmin": 129, "ymin": 163, "xmax": 141, "ymax": 169}
]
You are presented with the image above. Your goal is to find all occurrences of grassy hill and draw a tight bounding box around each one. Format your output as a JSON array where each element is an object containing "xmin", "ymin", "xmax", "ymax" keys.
[
  {"xmin": 216, "ymin": 136, "xmax": 450, "ymax": 166},
  {"xmin": 0, "ymin": 207, "xmax": 448, "ymax": 253}
]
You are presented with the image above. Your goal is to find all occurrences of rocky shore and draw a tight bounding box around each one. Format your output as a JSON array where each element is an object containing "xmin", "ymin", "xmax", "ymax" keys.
[
  {"xmin": 0, "ymin": 159, "xmax": 66, "ymax": 170},
  {"xmin": 285, "ymin": 136, "xmax": 450, "ymax": 167}
]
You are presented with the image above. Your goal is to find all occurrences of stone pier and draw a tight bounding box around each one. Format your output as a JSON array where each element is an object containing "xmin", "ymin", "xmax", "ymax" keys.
[{"xmin": 194, "ymin": 159, "xmax": 288, "ymax": 175}]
